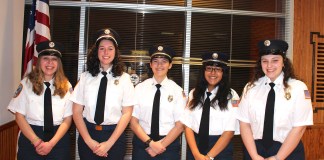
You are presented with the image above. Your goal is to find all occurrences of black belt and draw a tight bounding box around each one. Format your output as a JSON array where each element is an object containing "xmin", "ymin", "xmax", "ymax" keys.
[{"xmin": 84, "ymin": 119, "xmax": 116, "ymax": 131}]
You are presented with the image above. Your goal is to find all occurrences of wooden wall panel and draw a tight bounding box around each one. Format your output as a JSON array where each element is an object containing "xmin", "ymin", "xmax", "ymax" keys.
[
  {"xmin": 294, "ymin": 0, "xmax": 324, "ymax": 159},
  {"xmin": 302, "ymin": 125, "xmax": 324, "ymax": 160},
  {"xmin": 0, "ymin": 121, "xmax": 19, "ymax": 160},
  {"xmin": 293, "ymin": 0, "xmax": 324, "ymax": 92}
]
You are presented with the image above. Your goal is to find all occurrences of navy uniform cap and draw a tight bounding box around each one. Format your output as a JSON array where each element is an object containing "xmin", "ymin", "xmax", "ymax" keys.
[
  {"xmin": 95, "ymin": 28, "xmax": 120, "ymax": 47},
  {"xmin": 258, "ymin": 39, "xmax": 288, "ymax": 56},
  {"xmin": 36, "ymin": 41, "xmax": 63, "ymax": 58},
  {"xmin": 149, "ymin": 45, "xmax": 175, "ymax": 62},
  {"xmin": 202, "ymin": 52, "xmax": 229, "ymax": 66}
]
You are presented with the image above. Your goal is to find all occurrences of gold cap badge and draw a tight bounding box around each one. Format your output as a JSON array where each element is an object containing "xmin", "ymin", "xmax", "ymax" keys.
[
  {"xmin": 49, "ymin": 42, "xmax": 55, "ymax": 48},
  {"xmin": 158, "ymin": 46, "xmax": 163, "ymax": 51},
  {"xmin": 264, "ymin": 40, "xmax": 271, "ymax": 46},
  {"xmin": 212, "ymin": 53, "xmax": 218, "ymax": 59},
  {"xmin": 104, "ymin": 29, "xmax": 110, "ymax": 35}
]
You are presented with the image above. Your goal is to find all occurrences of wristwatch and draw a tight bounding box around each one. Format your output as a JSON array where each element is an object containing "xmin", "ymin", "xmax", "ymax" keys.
[
  {"xmin": 144, "ymin": 138, "xmax": 152, "ymax": 148},
  {"xmin": 206, "ymin": 153, "xmax": 214, "ymax": 160}
]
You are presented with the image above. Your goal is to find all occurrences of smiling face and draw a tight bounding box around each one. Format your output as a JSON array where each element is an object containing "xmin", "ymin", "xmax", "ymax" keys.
[
  {"xmin": 97, "ymin": 39, "xmax": 116, "ymax": 70},
  {"xmin": 150, "ymin": 57, "xmax": 172, "ymax": 82},
  {"xmin": 40, "ymin": 55, "xmax": 58, "ymax": 81},
  {"xmin": 261, "ymin": 54, "xmax": 284, "ymax": 82},
  {"xmin": 204, "ymin": 65, "xmax": 223, "ymax": 91}
]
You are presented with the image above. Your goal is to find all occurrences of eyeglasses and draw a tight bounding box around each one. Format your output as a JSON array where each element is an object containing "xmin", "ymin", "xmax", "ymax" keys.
[{"xmin": 205, "ymin": 66, "xmax": 223, "ymax": 73}]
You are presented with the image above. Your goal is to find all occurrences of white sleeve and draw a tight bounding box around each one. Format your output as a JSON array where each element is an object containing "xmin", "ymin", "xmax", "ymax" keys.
[
  {"xmin": 121, "ymin": 73, "xmax": 135, "ymax": 107},
  {"xmin": 7, "ymin": 80, "xmax": 28, "ymax": 115},
  {"xmin": 236, "ymin": 84, "xmax": 251, "ymax": 123},
  {"xmin": 132, "ymin": 83, "xmax": 142, "ymax": 118},
  {"xmin": 63, "ymin": 83, "xmax": 73, "ymax": 117},
  {"xmin": 69, "ymin": 73, "xmax": 85, "ymax": 105},
  {"xmin": 179, "ymin": 89, "xmax": 193, "ymax": 128},
  {"xmin": 292, "ymin": 82, "xmax": 313, "ymax": 126}
]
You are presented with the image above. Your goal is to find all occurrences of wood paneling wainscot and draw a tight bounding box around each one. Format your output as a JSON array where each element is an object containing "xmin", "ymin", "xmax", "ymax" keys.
[{"xmin": 0, "ymin": 121, "xmax": 19, "ymax": 160}]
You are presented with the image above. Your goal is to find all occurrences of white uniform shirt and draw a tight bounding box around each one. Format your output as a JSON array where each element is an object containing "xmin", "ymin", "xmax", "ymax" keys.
[
  {"xmin": 180, "ymin": 87, "xmax": 240, "ymax": 135},
  {"xmin": 8, "ymin": 77, "xmax": 73, "ymax": 126},
  {"xmin": 70, "ymin": 67, "xmax": 135, "ymax": 125},
  {"xmin": 132, "ymin": 77, "xmax": 187, "ymax": 135},
  {"xmin": 236, "ymin": 72, "xmax": 313, "ymax": 143}
]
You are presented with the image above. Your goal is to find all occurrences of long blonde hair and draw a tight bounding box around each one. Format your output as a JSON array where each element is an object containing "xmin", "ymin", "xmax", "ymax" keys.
[{"xmin": 27, "ymin": 57, "xmax": 69, "ymax": 98}]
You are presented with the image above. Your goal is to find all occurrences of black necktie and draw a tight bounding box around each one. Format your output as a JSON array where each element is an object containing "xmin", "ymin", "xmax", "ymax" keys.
[
  {"xmin": 151, "ymin": 84, "xmax": 161, "ymax": 141},
  {"xmin": 198, "ymin": 92, "xmax": 212, "ymax": 152},
  {"xmin": 262, "ymin": 82, "xmax": 275, "ymax": 149},
  {"xmin": 44, "ymin": 82, "xmax": 54, "ymax": 141},
  {"xmin": 94, "ymin": 71, "xmax": 108, "ymax": 125}
]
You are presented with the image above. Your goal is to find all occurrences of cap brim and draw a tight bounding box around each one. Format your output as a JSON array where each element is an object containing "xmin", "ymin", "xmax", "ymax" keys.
[
  {"xmin": 151, "ymin": 53, "xmax": 172, "ymax": 61},
  {"xmin": 38, "ymin": 49, "xmax": 62, "ymax": 58}
]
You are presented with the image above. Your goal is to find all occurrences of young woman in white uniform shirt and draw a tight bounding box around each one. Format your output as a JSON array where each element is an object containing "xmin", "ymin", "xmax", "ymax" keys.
[
  {"xmin": 130, "ymin": 45, "xmax": 186, "ymax": 160},
  {"xmin": 237, "ymin": 40, "xmax": 313, "ymax": 160},
  {"xmin": 70, "ymin": 28, "xmax": 135, "ymax": 159},
  {"xmin": 181, "ymin": 52, "xmax": 240, "ymax": 160},
  {"xmin": 8, "ymin": 41, "xmax": 73, "ymax": 160}
]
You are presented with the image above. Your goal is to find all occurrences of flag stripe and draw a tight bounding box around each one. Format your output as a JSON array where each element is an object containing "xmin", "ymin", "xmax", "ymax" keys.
[
  {"xmin": 22, "ymin": 0, "xmax": 36, "ymax": 77},
  {"xmin": 22, "ymin": 0, "xmax": 51, "ymax": 77},
  {"xmin": 36, "ymin": 11, "xmax": 50, "ymax": 28},
  {"xmin": 35, "ymin": 32, "xmax": 51, "ymax": 44}
]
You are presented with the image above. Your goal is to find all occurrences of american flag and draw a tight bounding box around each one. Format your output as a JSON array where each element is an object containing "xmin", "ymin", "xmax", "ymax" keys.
[{"xmin": 22, "ymin": 0, "xmax": 51, "ymax": 77}]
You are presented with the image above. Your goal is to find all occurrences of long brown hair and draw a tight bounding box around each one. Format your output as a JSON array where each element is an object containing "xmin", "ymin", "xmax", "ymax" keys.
[{"xmin": 27, "ymin": 57, "xmax": 69, "ymax": 98}]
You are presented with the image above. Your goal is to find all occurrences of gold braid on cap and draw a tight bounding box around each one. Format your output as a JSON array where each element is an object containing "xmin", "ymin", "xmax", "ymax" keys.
[
  {"xmin": 38, "ymin": 49, "xmax": 62, "ymax": 57},
  {"xmin": 151, "ymin": 52, "xmax": 172, "ymax": 59},
  {"xmin": 96, "ymin": 35, "xmax": 118, "ymax": 46}
]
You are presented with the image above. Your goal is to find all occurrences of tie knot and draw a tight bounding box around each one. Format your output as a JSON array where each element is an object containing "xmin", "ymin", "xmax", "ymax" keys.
[
  {"xmin": 44, "ymin": 82, "xmax": 50, "ymax": 88},
  {"xmin": 156, "ymin": 84, "xmax": 161, "ymax": 89},
  {"xmin": 102, "ymin": 71, "xmax": 107, "ymax": 76},
  {"xmin": 206, "ymin": 92, "xmax": 212, "ymax": 97},
  {"xmin": 269, "ymin": 82, "xmax": 275, "ymax": 88}
]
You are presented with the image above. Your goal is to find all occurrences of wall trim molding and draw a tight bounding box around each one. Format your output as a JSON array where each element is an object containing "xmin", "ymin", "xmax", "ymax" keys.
[{"xmin": 0, "ymin": 120, "xmax": 17, "ymax": 131}]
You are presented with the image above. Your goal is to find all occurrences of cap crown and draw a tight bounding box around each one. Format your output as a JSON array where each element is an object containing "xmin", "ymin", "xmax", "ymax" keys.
[
  {"xmin": 201, "ymin": 52, "xmax": 229, "ymax": 66},
  {"xmin": 149, "ymin": 45, "xmax": 175, "ymax": 61},
  {"xmin": 258, "ymin": 39, "xmax": 288, "ymax": 56},
  {"xmin": 36, "ymin": 41, "xmax": 63, "ymax": 58},
  {"xmin": 95, "ymin": 28, "xmax": 120, "ymax": 47}
]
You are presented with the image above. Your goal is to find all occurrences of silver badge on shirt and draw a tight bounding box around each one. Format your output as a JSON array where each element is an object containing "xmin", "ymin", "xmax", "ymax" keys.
[
  {"xmin": 168, "ymin": 95, "xmax": 173, "ymax": 102},
  {"xmin": 114, "ymin": 79, "xmax": 119, "ymax": 85},
  {"xmin": 284, "ymin": 87, "xmax": 291, "ymax": 100}
]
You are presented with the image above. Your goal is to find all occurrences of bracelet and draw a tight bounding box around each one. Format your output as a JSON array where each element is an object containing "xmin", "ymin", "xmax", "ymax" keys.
[
  {"xmin": 33, "ymin": 140, "xmax": 42, "ymax": 148},
  {"xmin": 274, "ymin": 155, "xmax": 280, "ymax": 160},
  {"xmin": 31, "ymin": 136, "xmax": 39, "ymax": 145},
  {"xmin": 206, "ymin": 153, "xmax": 214, "ymax": 160}
]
